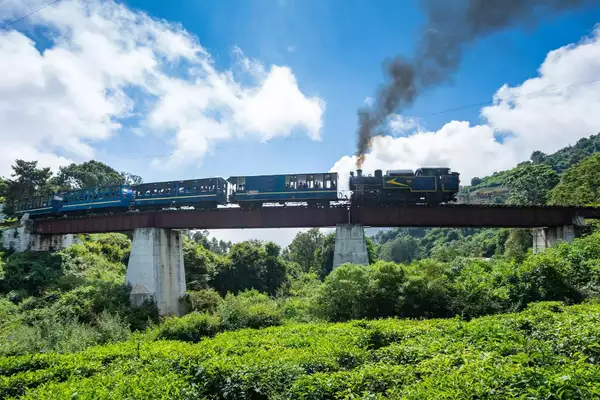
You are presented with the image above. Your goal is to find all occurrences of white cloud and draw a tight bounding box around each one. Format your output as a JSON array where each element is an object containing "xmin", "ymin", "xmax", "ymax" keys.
[
  {"xmin": 0, "ymin": 0, "xmax": 324, "ymax": 176},
  {"xmin": 287, "ymin": 45, "xmax": 296, "ymax": 53},
  {"xmin": 388, "ymin": 114, "xmax": 420, "ymax": 135},
  {"xmin": 332, "ymin": 25, "xmax": 600, "ymax": 187}
]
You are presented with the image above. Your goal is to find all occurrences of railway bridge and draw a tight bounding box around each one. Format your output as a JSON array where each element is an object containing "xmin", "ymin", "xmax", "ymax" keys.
[{"xmin": 3, "ymin": 204, "xmax": 600, "ymax": 315}]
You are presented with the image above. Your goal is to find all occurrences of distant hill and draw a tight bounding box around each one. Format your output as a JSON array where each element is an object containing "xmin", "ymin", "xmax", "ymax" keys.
[{"xmin": 458, "ymin": 133, "xmax": 600, "ymax": 204}]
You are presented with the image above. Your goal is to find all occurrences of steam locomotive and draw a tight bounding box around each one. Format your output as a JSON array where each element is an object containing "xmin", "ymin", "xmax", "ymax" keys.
[
  {"xmin": 349, "ymin": 167, "xmax": 460, "ymax": 205},
  {"xmin": 14, "ymin": 167, "xmax": 460, "ymax": 218}
]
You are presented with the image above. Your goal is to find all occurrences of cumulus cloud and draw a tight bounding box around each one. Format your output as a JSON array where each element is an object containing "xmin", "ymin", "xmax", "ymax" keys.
[
  {"xmin": 388, "ymin": 114, "xmax": 421, "ymax": 135},
  {"xmin": 0, "ymin": 0, "xmax": 324, "ymax": 176},
  {"xmin": 332, "ymin": 25, "xmax": 600, "ymax": 188}
]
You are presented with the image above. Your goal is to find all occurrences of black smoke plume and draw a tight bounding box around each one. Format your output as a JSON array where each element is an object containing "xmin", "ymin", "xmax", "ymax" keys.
[{"xmin": 356, "ymin": 0, "xmax": 595, "ymax": 168}]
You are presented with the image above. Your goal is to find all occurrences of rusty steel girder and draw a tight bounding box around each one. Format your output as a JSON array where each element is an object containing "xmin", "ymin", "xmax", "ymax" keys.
[{"xmin": 32, "ymin": 205, "xmax": 600, "ymax": 234}]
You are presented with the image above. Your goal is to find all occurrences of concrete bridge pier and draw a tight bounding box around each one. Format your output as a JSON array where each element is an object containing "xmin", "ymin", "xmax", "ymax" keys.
[
  {"xmin": 532, "ymin": 217, "xmax": 586, "ymax": 254},
  {"xmin": 1, "ymin": 214, "xmax": 81, "ymax": 252},
  {"xmin": 332, "ymin": 224, "xmax": 370, "ymax": 269},
  {"xmin": 126, "ymin": 227, "xmax": 186, "ymax": 315}
]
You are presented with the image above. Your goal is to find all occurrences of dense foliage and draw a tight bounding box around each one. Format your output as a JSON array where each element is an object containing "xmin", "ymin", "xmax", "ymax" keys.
[
  {"xmin": 459, "ymin": 133, "xmax": 600, "ymax": 205},
  {"xmin": 550, "ymin": 153, "xmax": 600, "ymax": 206},
  {"xmin": 2, "ymin": 301, "xmax": 600, "ymax": 398},
  {"xmin": 0, "ymin": 160, "xmax": 142, "ymax": 217}
]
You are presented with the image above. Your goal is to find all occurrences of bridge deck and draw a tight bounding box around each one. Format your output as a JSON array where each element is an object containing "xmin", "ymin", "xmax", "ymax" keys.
[{"xmin": 31, "ymin": 205, "xmax": 600, "ymax": 234}]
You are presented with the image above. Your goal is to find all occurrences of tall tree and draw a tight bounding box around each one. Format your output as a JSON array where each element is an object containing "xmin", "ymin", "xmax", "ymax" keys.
[
  {"xmin": 0, "ymin": 178, "xmax": 6, "ymax": 201},
  {"xmin": 549, "ymin": 153, "xmax": 600, "ymax": 206},
  {"xmin": 212, "ymin": 241, "xmax": 287, "ymax": 296},
  {"xmin": 530, "ymin": 150, "xmax": 547, "ymax": 164},
  {"xmin": 312, "ymin": 233, "xmax": 336, "ymax": 279},
  {"xmin": 3, "ymin": 160, "xmax": 54, "ymax": 215},
  {"xmin": 504, "ymin": 229, "xmax": 533, "ymax": 263},
  {"xmin": 121, "ymin": 172, "xmax": 143, "ymax": 185},
  {"xmin": 51, "ymin": 160, "xmax": 126, "ymax": 191},
  {"xmin": 504, "ymin": 163, "xmax": 559, "ymax": 206},
  {"xmin": 379, "ymin": 235, "xmax": 421, "ymax": 264},
  {"xmin": 286, "ymin": 228, "xmax": 325, "ymax": 273}
]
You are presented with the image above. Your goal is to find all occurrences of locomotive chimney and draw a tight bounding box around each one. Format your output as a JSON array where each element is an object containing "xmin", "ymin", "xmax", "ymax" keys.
[
  {"xmin": 374, "ymin": 169, "xmax": 382, "ymax": 178},
  {"xmin": 350, "ymin": 171, "xmax": 354, "ymax": 177},
  {"xmin": 357, "ymin": 169, "xmax": 363, "ymax": 177}
]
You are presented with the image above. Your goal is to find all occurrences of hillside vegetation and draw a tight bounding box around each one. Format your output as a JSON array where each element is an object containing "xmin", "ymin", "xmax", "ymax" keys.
[
  {"xmin": 2, "ymin": 301, "xmax": 600, "ymax": 398},
  {"xmin": 459, "ymin": 133, "xmax": 600, "ymax": 204}
]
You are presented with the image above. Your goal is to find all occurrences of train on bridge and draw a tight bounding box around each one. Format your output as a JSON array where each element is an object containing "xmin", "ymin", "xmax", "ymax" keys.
[{"xmin": 14, "ymin": 167, "xmax": 460, "ymax": 218}]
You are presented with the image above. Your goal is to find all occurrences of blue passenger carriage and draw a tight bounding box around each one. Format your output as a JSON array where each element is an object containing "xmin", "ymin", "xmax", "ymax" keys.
[
  {"xmin": 131, "ymin": 178, "xmax": 228, "ymax": 209},
  {"xmin": 14, "ymin": 194, "xmax": 62, "ymax": 217},
  {"xmin": 227, "ymin": 172, "xmax": 338, "ymax": 208},
  {"xmin": 59, "ymin": 185, "xmax": 133, "ymax": 215}
]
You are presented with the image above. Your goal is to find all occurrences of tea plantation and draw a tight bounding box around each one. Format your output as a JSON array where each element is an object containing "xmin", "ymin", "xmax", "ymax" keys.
[{"xmin": 2, "ymin": 300, "xmax": 600, "ymax": 399}]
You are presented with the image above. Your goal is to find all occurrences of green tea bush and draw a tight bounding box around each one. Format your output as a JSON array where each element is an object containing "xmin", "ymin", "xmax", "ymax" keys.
[
  {"xmin": 156, "ymin": 312, "xmax": 221, "ymax": 342},
  {"xmin": 4, "ymin": 302, "xmax": 600, "ymax": 398},
  {"xmin": 218, "ymin": 290, "xmax": 283, "ymax": 330}
]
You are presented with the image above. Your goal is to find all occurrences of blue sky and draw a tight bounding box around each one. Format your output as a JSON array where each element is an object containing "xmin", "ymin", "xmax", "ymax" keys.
[
  {"xmin": 1, "ymin": 0, "xmax": 600, "ymax": 244},
  {"xmin": 88, "ymin": 0, "xmax": 600, "ymax": 180}
]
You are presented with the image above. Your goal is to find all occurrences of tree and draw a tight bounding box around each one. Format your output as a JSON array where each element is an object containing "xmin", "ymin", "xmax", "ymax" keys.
[
  {"xmin": 286, "ymin": 228, "xmax": 324, "ymax": 273},
  {"xmin": 186, "ymin": 230, "xmax": 232, "ymax": 255},
  {"xmin": 50, "ymin": 160, "xmax": 126, "ymax": 191},
  {"xmin": 530, "ymin": 150, "xmax": 547, "ymax": 164},
  {"xmin": 183, "ymin": 236, "xmax": 219, "ymax": 290},
  {"xmin": 504, "ymin": 163, "xmax": 559, "ymax": 206},
  {"xmin": 212, "ymin": 241, "xmax": 287, "ymax": 296},
  {"xmin": 379, "ymin": 235, "xmax": 420, "ymax": 264},
  {"xmin": 549, "ymin": 153, "xmax": 600, "ymax": 206},
  {"xmin": 121, "ymin": 172, "xmax": 143, "ymax": 185},
  {"xmin": 191, "ymin": 230, "xmax": 211, "ymax": 249},
  {"xmin": 312, "ymin": 233, "xmax": 336, "ymax": 279},
  {"xmin": 0, "ymin": 178, "xmax": 6, "ymax": 201},
  {"xmin": 3, "ymin": 160, "xmax": 54, "ymax": 215},
  {"xmin": 470, "ymin": 177, "xmax": 482, "ymax": 186},
  {"xmin": 504, "ymin": 229, "xmax": 533, "ymax": 263}
]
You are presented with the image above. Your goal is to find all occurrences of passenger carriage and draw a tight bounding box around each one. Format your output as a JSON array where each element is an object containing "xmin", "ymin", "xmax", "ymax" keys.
[
  {"xmin": 131, "ymin": 178, "xmax": 228, "ymax": 210},
  {"xmin": 227, "ymin": 172, "xmax": 339, "ymax": 208},
  {"xmin": 14, "ymin": 194, "xmax": 62, "ymax": 217},
  {"xmin": 59, "ymin": 185, "xmax": 134, "ymax": 215}
]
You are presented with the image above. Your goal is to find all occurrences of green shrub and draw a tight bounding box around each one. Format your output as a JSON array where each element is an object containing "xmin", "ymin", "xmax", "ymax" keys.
[
  {"xmin": 315, "ymin": 262, "xmax": 407, "ymax": 322},
  {"xmin": 156, "ymin": 312, "xmax": 221, "ymax": 342},
  {"xmin": 180, "ymin": 288, "xmax": 222, "ymax": 313},
  {"xmin": 218, "ymin": 290, "xmax": 283, "ymax": 330},
  {"xmin": 94, "ymin": 311, "xmax": 131, "ymax": 344},
  {"xmin": 0, "ymin": 252, "xmax": 63, "ymax": 295},
  {"xmin": 0, "ymin": 297, "xmax": 18, "ymax": 327},
  {"xmin": 314, "ymin": 264, "xmax": 369, "ymax": 321}
]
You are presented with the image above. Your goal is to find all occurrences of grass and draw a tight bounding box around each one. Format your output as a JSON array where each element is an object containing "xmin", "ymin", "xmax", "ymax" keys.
[{"xmin": 1, "ymin": 300, "xmax": 600, "ymax": 398}]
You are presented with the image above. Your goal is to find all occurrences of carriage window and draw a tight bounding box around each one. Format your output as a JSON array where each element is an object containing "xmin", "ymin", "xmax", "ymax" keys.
[
  {"xmin": 324, "ymin": 174, "xmax": 331, "ymax": 189},
  {"xmin": 314, "ymin": 174, "xmax": 323, "ymax": 189},
  {"xmin": 238, "ymin": 177, "xmax": 246, "ymax": 191},
  {"xmin": 297, "ymin": 175, "xmax": 307, "ymax": 189},
  {"xmin": 307, "ymin": 175, "xmax": 314, "ymax": 189}
]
